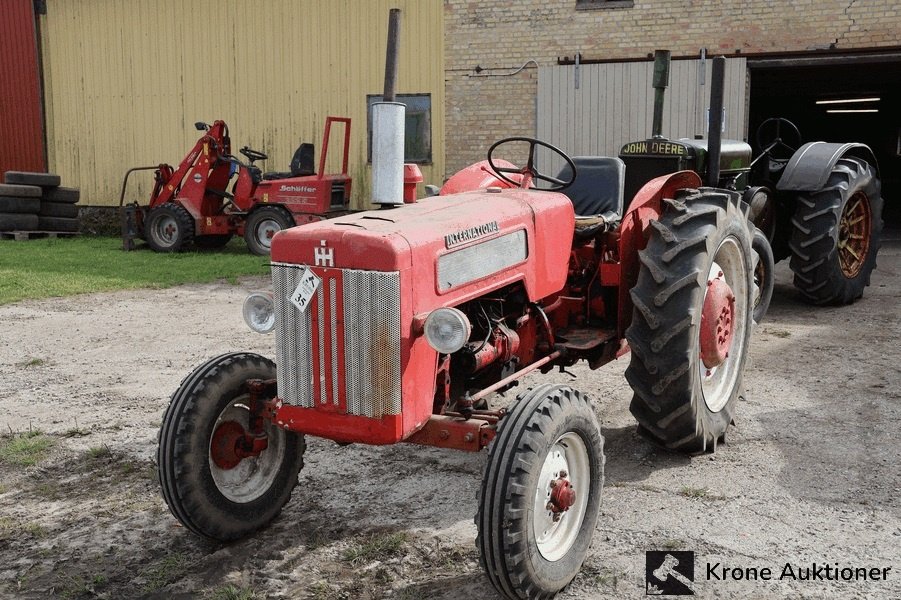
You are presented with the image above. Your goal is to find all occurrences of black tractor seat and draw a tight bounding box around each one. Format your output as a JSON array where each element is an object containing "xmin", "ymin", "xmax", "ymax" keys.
[
  {"xmin": 556, "ymin": 156, "xmax": 625, "ymax": 237},
  {"xmin": 262, "ymin": 142, "xmax": 316, "ymax": 180}
]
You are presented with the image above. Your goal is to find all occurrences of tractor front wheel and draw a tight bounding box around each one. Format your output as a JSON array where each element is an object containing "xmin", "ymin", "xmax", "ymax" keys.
[
  {"xmin": 144, "ymin": 203, "xmax": 194, "ymax": 252},
  {"xmin": 626, "ymin": 188, "xmax": 754, "ymax": 452},
  {"xmin": 477, "ymin": 384, "xmax": 604, "ymax": 600},
  {"xmin": 244, "ymin": 206, "xmax": 294, "ymax": 256},
  {"xmin": 157, "ymin": 352, "xmax": 305, "ymax": 541},
  {"xmin": 789, "ymin": 157, "xmax": 883, "ymax": 304}
]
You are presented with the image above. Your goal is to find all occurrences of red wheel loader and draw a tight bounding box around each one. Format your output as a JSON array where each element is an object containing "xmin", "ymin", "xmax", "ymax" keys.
[
  {"xmin": 120, "ymin": 116, "xmax": 352, "ymax": 255},
  {"xmin": 158, "ymin": 54, "xmax": 760, "ymax": 599}
]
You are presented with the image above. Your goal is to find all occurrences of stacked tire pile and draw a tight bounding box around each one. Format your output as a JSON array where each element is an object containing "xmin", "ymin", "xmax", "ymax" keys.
[{"xmin": 0, "ymin": 171, "xmax": 80, "ymax": 234}]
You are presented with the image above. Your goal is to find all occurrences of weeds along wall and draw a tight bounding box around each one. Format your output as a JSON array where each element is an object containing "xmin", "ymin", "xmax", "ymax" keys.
[{"xmin": 39, "ymin": 0, "xmax": 445, "ymax": 209}]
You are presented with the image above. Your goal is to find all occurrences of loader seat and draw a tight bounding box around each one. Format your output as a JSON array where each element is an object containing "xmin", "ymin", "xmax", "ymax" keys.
[{"xmin": 262, "ymin": 142, "xmax": 316, "ymax": 180}]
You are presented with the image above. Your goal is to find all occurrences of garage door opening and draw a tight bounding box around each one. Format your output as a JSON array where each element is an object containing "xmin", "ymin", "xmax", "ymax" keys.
[{"xmin": 749, "ymin": 53, "xmax": 901, "ymax": 226}]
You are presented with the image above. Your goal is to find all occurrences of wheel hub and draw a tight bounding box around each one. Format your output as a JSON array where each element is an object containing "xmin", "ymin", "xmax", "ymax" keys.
[
  {"xmin": 547, "ymin": 471, "xmax": 576, "ymax": 522},
  {"xmin": 210, "ymin": 420, "xmax": 268, "ymax": 470},
  {"xmin": 837, "ymin": 192, "xmax": 871, "ymax": 278},
  {"xmin": 700, "ymin": 273, "xmax": 735, "ymax": 369}
]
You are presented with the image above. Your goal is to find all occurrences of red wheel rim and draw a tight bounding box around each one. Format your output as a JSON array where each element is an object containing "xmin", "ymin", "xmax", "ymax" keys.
[
  {"xmin": 838, "ymin": 192, "xmax": 871, "ymax": 279},
  {"xmin": 210, "ymin": 420, "xmax": 246, "ymax": 470}
]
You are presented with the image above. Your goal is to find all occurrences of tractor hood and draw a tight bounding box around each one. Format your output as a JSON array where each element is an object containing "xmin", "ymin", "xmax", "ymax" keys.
[{"xmin": 271, "ymin": 188, "xmax": 575, "ymax": 307}]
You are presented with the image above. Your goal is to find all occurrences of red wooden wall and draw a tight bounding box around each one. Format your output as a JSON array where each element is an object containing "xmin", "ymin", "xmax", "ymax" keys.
[{"xmin": 0, "ymin": 0, "xmax": 46, "ymax": 176}]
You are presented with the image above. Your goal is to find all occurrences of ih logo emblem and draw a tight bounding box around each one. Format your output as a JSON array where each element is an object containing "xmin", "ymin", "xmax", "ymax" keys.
[
  {"xmin": 314, "ymin": 240, "xmax": 334, "ymax": 267},
  {"xmin": 646, "ymin": 551, "xmax": 695, "ymax": 595}
]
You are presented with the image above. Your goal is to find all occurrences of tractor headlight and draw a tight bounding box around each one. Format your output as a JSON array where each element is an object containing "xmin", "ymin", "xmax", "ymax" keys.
[
  {"xmin": 243, "ymin": 292, "xmax": 275, "ymax": 334},
  {"xmin": 424, "ymin": 307, "xmax": 471, "ymax": 354}
]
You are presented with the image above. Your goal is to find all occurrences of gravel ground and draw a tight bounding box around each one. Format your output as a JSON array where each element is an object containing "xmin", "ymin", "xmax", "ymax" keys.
[{"xmin": 0, "ymin": 236, "xmax": 898, "ymax": 599}]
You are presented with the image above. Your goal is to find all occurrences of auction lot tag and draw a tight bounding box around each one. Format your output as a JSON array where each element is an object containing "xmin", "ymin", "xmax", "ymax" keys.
[{"xmin": 289, "ymin": 266, "xmax": 321, "ymax": 313}]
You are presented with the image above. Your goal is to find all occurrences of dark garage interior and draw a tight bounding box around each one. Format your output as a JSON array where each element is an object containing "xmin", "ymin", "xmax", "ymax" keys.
[{"xmin": 748, "ymin": 52, "xmax": 901, "ymax": 227}]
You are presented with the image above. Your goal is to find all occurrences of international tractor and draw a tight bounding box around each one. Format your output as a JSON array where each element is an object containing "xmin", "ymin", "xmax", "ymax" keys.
[
  {"xmin": 120, "ymin": 116, "xmax": 354, "ymax": 255},
  {"xmin": 158, "ymin": 55, "xmax": 762, "ymax": 599}
]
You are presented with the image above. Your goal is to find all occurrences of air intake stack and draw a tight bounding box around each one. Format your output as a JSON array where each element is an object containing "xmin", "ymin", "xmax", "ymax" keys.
[{"xmin": 371, "ymin": 8, "xmax": 405, "ymax": 207}]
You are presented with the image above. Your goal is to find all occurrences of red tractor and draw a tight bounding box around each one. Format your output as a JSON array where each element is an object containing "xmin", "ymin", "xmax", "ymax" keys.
[
  {"xmin": 157, "ymin": 59, "xmax": 759, "ymax": 599},
  {"xmin": 121, "ymin": 116, "xmax": 352, "ymax": 255}
]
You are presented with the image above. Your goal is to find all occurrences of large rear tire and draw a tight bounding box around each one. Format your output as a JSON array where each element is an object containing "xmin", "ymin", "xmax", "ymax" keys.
[
  {"xmin": 477, "ymin": 384, "xmax": 604, "ymax": 600},
  {"xmin": 157, "ymin": 352, "xmax": 305, "ymax": 541},
  {"xmin": 789, "ymin": 157, "xmax": 882, "ymax": 305},
  {"xmin": 626, "ymin": 188, "xmax": 754, "ymax": 453},
  {"xmin": 144, "ymin": 202, "xmax": 194, "ymax": 252}
]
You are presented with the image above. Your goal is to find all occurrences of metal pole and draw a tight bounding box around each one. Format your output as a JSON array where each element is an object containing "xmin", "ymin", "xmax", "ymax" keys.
[
  {"xmin": 707, "ymin": 56, "xmax": 725, "ymax": 187},
  {"xmin": 383, "ymin": 8, "xmax": 401, "ymax": 102}
]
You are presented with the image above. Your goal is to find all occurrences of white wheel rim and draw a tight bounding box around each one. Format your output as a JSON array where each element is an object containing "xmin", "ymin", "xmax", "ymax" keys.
[
  {"xmin": 700, "ymin": 236, "xmax": 748, "ymax": 413},
  {"xmin": 209, "ymin": 398, "xmax": 286, "ymax": 503},
  {"xmin": 533, "ymin": 432, "xmax": 590, "ymax": 561},
  {"xmin": 254, "ymin": 218, "xmax": 281, "ymax": 249},
  {"xmin": 153, "ymin": 215, "xmax": 178, "ymax": 245}
]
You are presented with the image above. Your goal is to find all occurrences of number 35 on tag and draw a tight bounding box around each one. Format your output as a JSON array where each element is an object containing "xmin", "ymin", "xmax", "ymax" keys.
[{"xmin": 289, "ymin": 266, "xmax": 321, "ymax": 313}]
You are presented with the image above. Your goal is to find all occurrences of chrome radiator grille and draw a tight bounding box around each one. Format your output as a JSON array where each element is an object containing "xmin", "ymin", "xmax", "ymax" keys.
[{"xmin": 272, "ymin": 263, "xmax": 402, "ymax": 418}]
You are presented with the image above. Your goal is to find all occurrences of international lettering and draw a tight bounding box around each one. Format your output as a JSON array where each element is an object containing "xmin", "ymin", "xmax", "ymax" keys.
[{"xmin": 445, "ymin": 221, "xmax": 500, "ymax": 248}]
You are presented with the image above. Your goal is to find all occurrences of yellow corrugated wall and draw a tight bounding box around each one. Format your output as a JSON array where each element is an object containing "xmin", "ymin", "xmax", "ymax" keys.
[{"xmin": 40, "ymin": 0, "xmax": 444, "ymax": 208}]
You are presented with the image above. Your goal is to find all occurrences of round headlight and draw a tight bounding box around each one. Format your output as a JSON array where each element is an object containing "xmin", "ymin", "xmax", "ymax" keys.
[
  {"xmin": 424, "ymin": 307, "xmax": 471, "ymax": 354},
  {"xmin": 243, "ymin": 292, "xmax": 275, "ymax": 334}
]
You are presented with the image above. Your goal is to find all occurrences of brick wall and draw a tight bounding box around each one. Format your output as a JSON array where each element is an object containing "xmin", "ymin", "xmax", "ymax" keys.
[{"xmin": 444, "ymin": 0, "xmax": 901, "ymax": 177}]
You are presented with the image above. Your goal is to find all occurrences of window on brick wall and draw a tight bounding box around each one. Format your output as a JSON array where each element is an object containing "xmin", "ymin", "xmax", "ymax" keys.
[
  {"xmin": 576, "ymin": 0, "xmax": 634, "ymax": 9},
  {"xmin": 367, "ymin": 94, "xmax": 432, "ymax": 164}
]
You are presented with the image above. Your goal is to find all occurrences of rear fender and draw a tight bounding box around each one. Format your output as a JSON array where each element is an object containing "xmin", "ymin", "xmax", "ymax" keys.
[
  {"xmin": 776, "ymin": 142, "xmax": 879, "ymax": 191},
  {"xmin": 617, "ymin": 170, "xmax": 703, "ymax": 337}
]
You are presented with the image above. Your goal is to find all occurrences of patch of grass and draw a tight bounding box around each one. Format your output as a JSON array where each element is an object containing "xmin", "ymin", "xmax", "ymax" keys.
[
  {"xmin": 58, "ymin": 573, "xmax": 108, "ymax": 599},
  {"xmin": 343, "ymin": 531, "xmax": 408, "ymax": 566},
  {"xmin": 0, "ymin": 517, "xmax": 49, "ymax": 541},
  {"xmin": 679, "ymin": 486, "xmax": 710, "ymax": 499},
  {"xmin": 18, "ymin": 357, "xmax": 45, "ymax": 368},
  {"xmin": 0, "ymin": 430, "xmax": 54, "ymax": 466},
  {"xmin": 207, "ymin": 585, "xmax": 258, "ymax": 600},
  {"xmin": 767, "ymin": 328, "xmax": 791, "ymax": 338},
  {"xmin": 141, "ymin": 552, "xmax": 191, "ymax": 593},
  {"xmin": 0, "ymin": 236, "xmax": 269, "ymax": 305},
  {"xmin": 85, "ymin": 445, "xmax": 112, "ymax": 460}
]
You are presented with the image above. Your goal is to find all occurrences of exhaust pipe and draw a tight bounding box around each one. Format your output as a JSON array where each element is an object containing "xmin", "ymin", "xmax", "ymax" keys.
[
  {"xmin": 707, "ymin": 56, "xmax": 725, "ymax": 187},
  {"xmin": 651, "ymin": 50, "xmax": 671, "ymax": 139},
  {"xmin": 372, "ymin": 8, "xmax": 405, "ymax": 207}
]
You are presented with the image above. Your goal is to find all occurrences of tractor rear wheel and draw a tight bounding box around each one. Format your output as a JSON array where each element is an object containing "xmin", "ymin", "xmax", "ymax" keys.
[
  {"xmin": 789, "ymin": 157, "xmax": 882, "ymax": 304},
  {"xmin": 626, "ymin": 188, "xmax": 754, "ymax": 453},
  {"xmin": 157, "ymin": 352, "xmax": 305, "ymax": 541},
  {"xmin": 144, "ymin": 202, "xmax": 194, "ymax": 252},
  {"xmin": 244, "ymin": 206, "xmax": 294, "ymax": 256},
  {"xmin": 751, "ymin": 228, "xmax": 774, "ymax": 324},
  {"xmin": 477, "ymin": 384, "xmax": 604, "ymax": 600}
]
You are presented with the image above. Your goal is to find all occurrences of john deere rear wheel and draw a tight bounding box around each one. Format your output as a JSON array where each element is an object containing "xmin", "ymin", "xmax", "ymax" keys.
[
  {"xmin": 158, "ymin": 352, "xmax": 305, "ymax": 541},
  {"xmin": 626, "ymin": 188, "xmax": 754, "ymax": 453},
  {"xmin": 789, "ymin": 158, "xmax": 882, "ymax": 304},
  {"xmin": 477, "ymin": 384, "xmax": 604, "ymax": 599}
]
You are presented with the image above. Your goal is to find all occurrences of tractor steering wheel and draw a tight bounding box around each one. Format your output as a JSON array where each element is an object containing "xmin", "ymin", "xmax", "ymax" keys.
[
  {"xmin": 487, "ymin": 137, "xmax": 576, "ymax": 191},
  {"xmin": 240, "ymin": 146, "xmax": 269, "ymax": 163},
  {"xmin": 755, "ymin": 118, "xmax": 802, "ymax": 160}
]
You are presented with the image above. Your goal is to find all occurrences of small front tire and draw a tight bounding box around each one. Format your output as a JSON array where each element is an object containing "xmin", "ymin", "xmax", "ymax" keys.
[
  {"xmin": 157, "ymin": 352, "xmax": 305, "ymax": 541},
  {"xmin": 144, "ymin": 202, "xmax": 194, "ymax": 252},
  {"xmin": 477, "ymin": 384, "xmax": 604, "ymax": 600},
  {"xmin": 244, "ymin": 206, "xmax": 294, "ymax": 256}
]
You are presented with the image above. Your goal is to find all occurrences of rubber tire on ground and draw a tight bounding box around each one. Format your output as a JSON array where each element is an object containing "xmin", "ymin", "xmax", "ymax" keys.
[
  {"xmin": 477, "ymin": 384, "xmax": 604, "ymax": 600},
  {"xmin": 244, "ymin": 206, "xmax": 294, "ymax": 256},
  {"xmin": 4, "ymin": 171, "xmax": 61, "ymax": 188},
  {"xmin": 626, "ymin": 188, "xmax": 754, "ymax": 453},
  {"xmin": 157, "ymin": 352, "xmax": 306, "ymax": 541},
  {"xmin": 194, "ymin": 234, "xmax": 234, "ymax": 249},
  {"xmin": 789, "ymin": 157, "xmax": 883, "ymax": 305},
  {"xmin": 37, "ymin": 216, "xmax": 79, "ymax": 232},
  {"xmin": 39, "ymin": 201, "xmax": 79, "ymax": 218},
  {"xmin": 0, "ymin": 212, "xmax": 39, "ymax": 231},
  {"xmin": 0, "ymin": 183, "xmax": 41, "ymax": 198},
  {"xmin": 0, "ymin": 196, "xmax": 40, "ymax": 214},
  {"xmin": 42, "ymin": 186, "xmax": 80, "ymax": 204},
  {"xmin": 144, "ymin": 202, "xmax": 194, "ymax": 252},
  {"xmin": 751, "ymin": 228, "xmax": 775, "ymax": 325}
]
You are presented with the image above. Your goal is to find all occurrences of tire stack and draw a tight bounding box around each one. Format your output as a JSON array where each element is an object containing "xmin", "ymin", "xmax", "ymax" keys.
[{"xmin": 1, "ymin": 171, "xmax": 80, "ymax": 234}]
